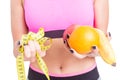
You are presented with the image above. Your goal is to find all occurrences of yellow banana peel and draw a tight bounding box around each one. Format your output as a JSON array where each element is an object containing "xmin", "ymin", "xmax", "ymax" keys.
[{"xmin": 95, "ymin": 29, "xmax": 116, "ymax": 66}]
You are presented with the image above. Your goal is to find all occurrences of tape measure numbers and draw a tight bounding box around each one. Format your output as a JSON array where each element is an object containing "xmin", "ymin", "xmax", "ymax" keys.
[{"xmin": 16, "ymin": 28, "xmax": 52, "ymax": 80}]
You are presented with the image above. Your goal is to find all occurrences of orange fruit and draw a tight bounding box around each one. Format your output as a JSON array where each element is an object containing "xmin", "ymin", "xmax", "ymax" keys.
[
  {"xmin": 63, "ymin": 24, "xmax": 80, "ymax": 40},
  {"xmin": 68, "ymin": 25, "xmax": 99, "ymax": 54}
]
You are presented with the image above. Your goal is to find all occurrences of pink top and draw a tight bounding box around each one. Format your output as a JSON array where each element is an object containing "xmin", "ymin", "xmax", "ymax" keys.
[
  {"xmin": 23, "ymin": 0, "xmax": 96, "ymax": 76},
  {"xmin": 24, "ymin": 0, "xmax": 94, "ymax": 37}
]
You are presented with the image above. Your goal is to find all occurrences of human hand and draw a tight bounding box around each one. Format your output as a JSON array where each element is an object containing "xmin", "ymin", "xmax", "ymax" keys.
[
  {"xmin": 87, "ymin": 32, "xmax": 112, "ymax": 58},
  {"xmin": 15, "ymin": 40, "xmax": 46, "ymax": 62},
  {"xmin": 14, "ymin": 28, "xmax": 52, "ymax": 62},
  {"xmin": 66, "ymin": 45, "xmax": 99, "ymax": 59},
  {"xmin": 63, "ymin": 32, "xmax": 112, "ymax": 59}
]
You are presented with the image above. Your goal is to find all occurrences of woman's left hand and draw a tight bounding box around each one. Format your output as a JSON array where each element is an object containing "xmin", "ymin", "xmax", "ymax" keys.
[
  {"xmin": 87, "ymin": 32, "xmax": 112, "ymax": 58},
  {"xmin": 68, "ymin": 45, "xmax": 99, "ymax": 59},
  {"xmin": 64, "ymin": 32, "xmax": 112, "ymax": 59}
]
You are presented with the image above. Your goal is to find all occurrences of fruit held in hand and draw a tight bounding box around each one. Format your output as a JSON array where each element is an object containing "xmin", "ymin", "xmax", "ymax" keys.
[
  {"xmin": 95, "ymin": 29, "xmax": 116, "ymax": 66},
  {"xmin": 63, "ymin": 25, "xmax": 116, "ymax": 66},
  {"xmin": 67, "ymin": 26, "xmax": 99, "ymax": 54}
]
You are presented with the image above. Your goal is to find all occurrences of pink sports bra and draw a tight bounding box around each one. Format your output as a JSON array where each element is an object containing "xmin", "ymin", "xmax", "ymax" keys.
[{"xmin": 24, "ymin": 0, "xmax": 94, "ymax": 38}]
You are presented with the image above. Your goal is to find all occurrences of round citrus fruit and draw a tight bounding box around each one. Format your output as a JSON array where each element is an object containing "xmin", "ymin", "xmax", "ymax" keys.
[{"xmin": 68, "ymin": 25, "xmax": 99, "ymax": 54}]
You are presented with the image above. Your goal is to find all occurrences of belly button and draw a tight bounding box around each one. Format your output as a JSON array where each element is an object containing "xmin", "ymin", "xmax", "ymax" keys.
[{"xmin": 60, "ymin": 66, "xmax": 63, "ymax": 70}]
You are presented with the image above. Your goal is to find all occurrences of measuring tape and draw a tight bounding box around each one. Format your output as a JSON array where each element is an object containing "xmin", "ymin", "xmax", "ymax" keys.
[{"xmin": 16, "ymin": 28, "xmax": 52, "ymax": 80}]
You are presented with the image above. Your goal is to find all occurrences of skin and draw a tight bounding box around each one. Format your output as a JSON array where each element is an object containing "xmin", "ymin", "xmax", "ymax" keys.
[{"xmin": 11, "ymin": 0, "xmax": 109, "ymax": 74}]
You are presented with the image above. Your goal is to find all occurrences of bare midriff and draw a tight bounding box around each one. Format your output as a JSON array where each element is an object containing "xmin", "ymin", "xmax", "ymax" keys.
[{"xmin": 30, "ymin": 38, "xmax": 96, "ymax": 75}]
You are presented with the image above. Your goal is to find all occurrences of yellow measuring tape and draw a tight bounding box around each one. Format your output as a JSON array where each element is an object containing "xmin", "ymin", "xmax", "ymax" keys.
[{"xmin": 16, "ymin": 28, "xmax": 52, "ymax": 80}]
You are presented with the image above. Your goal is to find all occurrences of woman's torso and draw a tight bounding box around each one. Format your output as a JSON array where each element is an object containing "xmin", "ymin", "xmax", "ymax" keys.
[
  {"xmin": 30, "ymin": 39, "xmax": 96, "ymax": 75},
  {"xmin": 23, "ymin": 0, "xmax": 96, "ymax": 75}
]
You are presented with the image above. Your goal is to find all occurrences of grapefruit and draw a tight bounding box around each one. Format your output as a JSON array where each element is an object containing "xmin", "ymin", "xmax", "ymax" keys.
[{"xmin": 68, "ymin": 25, "xmax": 99, "ymax": 54}]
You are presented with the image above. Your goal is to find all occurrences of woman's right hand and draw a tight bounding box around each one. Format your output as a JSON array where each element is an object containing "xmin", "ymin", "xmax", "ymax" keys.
[{"xmin": 14, "ymin": 40, "xmax": 46, "ymax": 62}]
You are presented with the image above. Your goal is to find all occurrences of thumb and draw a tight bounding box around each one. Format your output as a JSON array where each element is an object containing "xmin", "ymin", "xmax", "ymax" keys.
[
  {"xmin": 34, "ymin": 41, "xmax": 46, "ymax": 57},
  {"xmin": 87, "ymin": 46, "xmax": 99, "ymax": 57},
  {"xmin": 69, "ymin": 48, "xmax": 87, "ymax": 59}
]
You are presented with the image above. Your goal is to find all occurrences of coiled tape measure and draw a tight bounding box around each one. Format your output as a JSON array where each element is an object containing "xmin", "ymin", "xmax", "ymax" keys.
[{"xmin": 16, "ymin": 28, "xmax": 52, "ymax": 80}]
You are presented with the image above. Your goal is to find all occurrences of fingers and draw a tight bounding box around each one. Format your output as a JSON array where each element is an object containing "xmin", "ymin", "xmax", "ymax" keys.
[
  {"xmin": 27, "ymin": 41, "xmax": 36, "ymax": 62},
  {"xmin": 106, "ymin": 32, "xmax": 112, "ymax": 41},
  {"xmin": 69, "ymin": 48, "xmax": 87, "ymax": 59},
  {"xmin": 88, "ymin": 46, "xmax": 99, "ymax": 57},
  {"xmin": 14, "ymin": 40, "xmax": 22, "ymax": 57},
  {"xmin": 28, "ymin": 41, "xmax": 36, "ymax": 57},
  {"xmin": 24, "ymin": 45, "xmax": 31, "ymax": 60},
  {"xmin": 15, "ymin": 40, "xmax": 46, "ymax": 62},
  {"xmin": 91, "ymin": 46, "xmax": 98, "ymax": 54},
  {"xmin": 68, "ymin": 46, "xmax": 99, "ymax": 58},
  {"xmin": 23, "ymin": 41, "xmax": 36, "ymax": 62},
  {"xmin": 34, "ymin": 41, "xmax": 46, "ymax": 57},
  {"xmin": 88, "ymin": 32, "xmax": 112, "ymax": 57},
  {"xmin": 24, "ymin": 40, "xmax": 46, "ymax": 62}
]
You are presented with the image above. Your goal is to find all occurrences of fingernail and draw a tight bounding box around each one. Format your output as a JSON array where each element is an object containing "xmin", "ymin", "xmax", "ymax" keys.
[
  {"xmin": 66, "ymin": 34, "xmax": 70, "ymax": 39},
  {"xmin": 109, "ymin": 32, "xmax": 111, "ymax": 37},
  {"xmin": 17, "ymin": 41, "xmax": 20, "ymax": 45},
  {"xmin": 69, "ymin": 49, "xmax": 74, "ymax": 53},
  {"xmin": 23, "ymin": 43, "xmax": 27, "ymax": 46},
  {"xmin": 63, "ymin": 40, "xmax": 66, "ymax": 44},
  {"xmin": 92, "ymin": 46, "xmax": 96, "ymax": 50},
  {"xmin": 112, "ymin": 63, "xmax": 116, "ymax": 67},
  {"xmin": 19, "ymin": 45, "xmax": 23, "ymax": 48}
]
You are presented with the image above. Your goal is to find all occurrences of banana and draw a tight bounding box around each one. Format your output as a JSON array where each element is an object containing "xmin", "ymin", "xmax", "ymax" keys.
[{"xmin": 95, "ymin": 29, "xmax": 116, "ymax": 66}]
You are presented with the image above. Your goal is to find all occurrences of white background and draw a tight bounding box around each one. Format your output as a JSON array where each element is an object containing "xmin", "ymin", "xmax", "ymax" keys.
[{"xmin": 0, "ymin": 0, "xmax": 120, "ymax": 80}]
